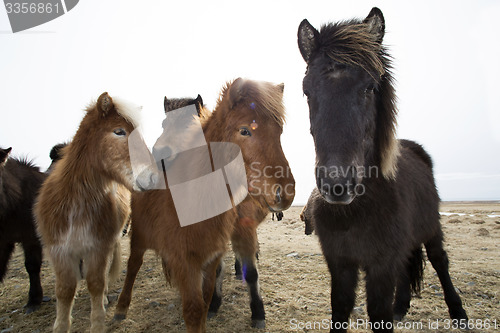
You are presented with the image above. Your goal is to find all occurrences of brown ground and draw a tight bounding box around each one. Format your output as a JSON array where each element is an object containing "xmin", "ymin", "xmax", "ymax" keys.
[{"xmin": 1, "ymin": 202, "xmax": 499, "ymax": 332}]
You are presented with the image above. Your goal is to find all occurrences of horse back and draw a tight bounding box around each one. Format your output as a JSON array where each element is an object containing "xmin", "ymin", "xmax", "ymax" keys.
[
  {"xmin": 395, "ymin": 139, "xmax": 441, "ymax": 242},
  {"xmin": 0, "ymin": 158, "xmax": 45, "ymax": 242}
]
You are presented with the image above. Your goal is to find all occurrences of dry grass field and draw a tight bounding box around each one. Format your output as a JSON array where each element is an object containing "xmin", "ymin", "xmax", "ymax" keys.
[{"xmin": 1, "ymin": 202, "xmax": 499, "ymax": 332}]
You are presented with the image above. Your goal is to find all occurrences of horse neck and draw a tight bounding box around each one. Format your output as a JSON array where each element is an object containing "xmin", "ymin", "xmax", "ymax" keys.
[{"xmin": 57, "ymin": 139, "xmax": 112, "ymax": 199}]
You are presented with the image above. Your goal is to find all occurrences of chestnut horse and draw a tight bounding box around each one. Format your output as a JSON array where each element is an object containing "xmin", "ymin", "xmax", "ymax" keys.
[
  {"xmin": 35, "ymin": 93, "xmax": 154, "ymax": 333},
  {"xmin": 162, "ymin": 94, "xmax": 293, "ymax": 328},
  {"xmin": 114, "ymin": 78, "xmax": 295, "ymax": 332}
]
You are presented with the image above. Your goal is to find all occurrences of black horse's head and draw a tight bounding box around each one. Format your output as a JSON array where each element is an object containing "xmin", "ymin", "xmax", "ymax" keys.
[{"xmin": 298, "ymin": 8, "xmax": 399, "ymax": 205}]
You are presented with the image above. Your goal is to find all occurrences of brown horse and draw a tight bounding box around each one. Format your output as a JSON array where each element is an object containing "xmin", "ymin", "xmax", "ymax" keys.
[
  {"xmin": 163, "ymin": 95, "xmax": 295, "ymax": 328},
  {"xmin": 34, "ymin": 93, "xmax": 154, "ymax": 333},
  {"xmin": 114, "ymin": 78, "xmax": 295, "ymax": 333}
]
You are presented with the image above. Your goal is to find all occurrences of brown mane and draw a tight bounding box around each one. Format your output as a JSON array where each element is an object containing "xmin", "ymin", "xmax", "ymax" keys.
[{"xmin": 215, "ymin": 78, "xmax": 286, "ymax": 129}]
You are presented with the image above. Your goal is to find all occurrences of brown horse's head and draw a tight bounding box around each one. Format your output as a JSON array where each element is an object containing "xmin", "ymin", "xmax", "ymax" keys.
[
  {"xmin": 210, "ymin": 78, "xmax": 295, "ymax": 212},
  {"xmin": 70, "ymin": 92, "xmax": 156, "ymax": 191}
]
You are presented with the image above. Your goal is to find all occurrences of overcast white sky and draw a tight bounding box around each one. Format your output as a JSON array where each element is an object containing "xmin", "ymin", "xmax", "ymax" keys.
[{"xmin": 1, "ymin": 0, "xmax": 499, "ymax": 204}]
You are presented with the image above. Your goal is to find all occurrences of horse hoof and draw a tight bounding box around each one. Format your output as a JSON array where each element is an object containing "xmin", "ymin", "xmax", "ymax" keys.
[
  {"xmin": 24, "ymin": 304, "xmax": 41, "ymax": 314},
  {"xmin": 235, "ymin": 274, "xmax": 243, "ymax": 280},
  {"xmin": 113, "ymin": 314, "xmax": 126, "ymax": 321},
  {"xmin": 207, "ymin": 311, "xmax": 217, "ymax": 319},
  {"xmin": 251, "ymin": 319, "xmax": 265, "ymax": 329},
  {"xmin": 42, "ymin": 296, "xmax": 51, "ymax": 302}
]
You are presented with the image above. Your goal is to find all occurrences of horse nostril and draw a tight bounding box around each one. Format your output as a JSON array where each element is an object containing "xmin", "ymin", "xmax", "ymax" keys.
[{"xmin": 275, "ymin": 186, "xmax": 282, "ymax": 204}]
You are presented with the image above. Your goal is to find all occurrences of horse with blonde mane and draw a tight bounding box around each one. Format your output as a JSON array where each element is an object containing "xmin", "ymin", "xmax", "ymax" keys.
[{"xmin": 35, "ymin": 92, "xmax": 155, "ymax": 333}]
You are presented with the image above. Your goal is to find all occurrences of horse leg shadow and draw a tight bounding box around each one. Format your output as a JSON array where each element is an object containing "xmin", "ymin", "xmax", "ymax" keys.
[
  {"xmin": 22, "ymin": 241, "xmax": 45, "ymax": 314},
  {"xmin": 425, "ymin": 234, "xmax": 468, "ymax": 321}
]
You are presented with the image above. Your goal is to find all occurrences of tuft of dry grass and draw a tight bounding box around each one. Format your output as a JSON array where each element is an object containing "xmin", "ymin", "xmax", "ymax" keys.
[{"xmin": 1, "ymin": 202, "xmax": 499, "ymax": 332}]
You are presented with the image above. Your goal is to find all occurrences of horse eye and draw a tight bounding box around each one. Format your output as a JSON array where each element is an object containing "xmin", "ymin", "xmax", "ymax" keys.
[
  {"xmin": 365, "ymin": 86, "xmax": 375, "ymax": 94},
  {"xmin": 113, "ymin": 128, "xmax": 127, "ymax": 136},
  {"xmin": 239, "ymin": 127, "xmax": 252, "ymax": 137}
]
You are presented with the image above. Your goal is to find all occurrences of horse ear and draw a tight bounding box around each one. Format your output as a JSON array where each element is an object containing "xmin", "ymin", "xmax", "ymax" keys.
[
  {"xmin": 277, "ymin": 83, "xmax": 284, "ymax": 94},
  {"xmin": 298, "ymin": 19, "xmax": 319, "ymax": 63},
  {"xmin": 0, "ymin": 147, "xmax": 12, "ymax": 164},
  {"xmin": 228, "ymin": 77, "xmax": 244, "ymax": 109},
  {"xmin": 195, "ymin": 94, "xmax": 203, "ymax": 107},
  {"xmin": 49, "ymin": 143, "xmax": 66, "ymax": 162},
  {"xmin": 363, "ymin": 7, "xmax": 385, "ymax": 43},
  {"xmin": 194, "ymin": 94, "xmax": 204, "ymax": 117},
  {"xmin": 97, "ymin": 92, "xmax": 114, "ymax": 117}
]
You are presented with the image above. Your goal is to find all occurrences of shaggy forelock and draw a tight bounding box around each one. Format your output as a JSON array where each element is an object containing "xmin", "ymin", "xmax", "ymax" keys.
[
  {"xmin": 319, "ymin": 20, "xmax": 387, "ymax": 79},
  {"xmin": 110, "ymin": 96, "xmax": 142, "ymax": 128}
]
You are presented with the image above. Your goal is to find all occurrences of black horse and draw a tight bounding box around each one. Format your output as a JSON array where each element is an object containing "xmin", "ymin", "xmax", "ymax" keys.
[
  {"xmin": 0, "ymin": 147, "xmax": 47, "ymax": 313},
  {"xmin": 298, "ymin": 8, "xmax": 467, "ymax": 332}
]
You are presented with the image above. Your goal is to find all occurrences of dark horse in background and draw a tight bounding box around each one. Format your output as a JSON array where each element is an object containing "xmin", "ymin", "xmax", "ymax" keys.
[
  {"xmin": 298, "ymin": 8, "xmax": 467, "ymax": 332},
  {"xmin": 0, "ymin": 146, "xmax": 59, "ymax": 313}
]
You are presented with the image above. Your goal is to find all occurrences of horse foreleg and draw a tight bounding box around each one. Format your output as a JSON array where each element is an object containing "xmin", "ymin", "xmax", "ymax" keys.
[
  {"xmin": 231, "ymin": 221, "xmax": 265, "ymax": 328},
  {"xmin": 177, "ymin": 266, "xmax": 206, "ymax": 333},
  {"xmin": 393, "ymin": 269, "xmax": 411, "ymax": 321},
  {"xmin": 207, "ymin": 260, "xmax": 224, "ymax": 317},
  {"xmin": 393, "ymin": 247, "xmax": 424, "ymax": 321},
  {"xmin": 241, "ymin": 255, "xmax": 265, "ymax": 328},
  {"xmin": 234, "ymin": 257, "xmax": 243, "ymax": 279},
  {"xmin": 114, "ymin": 245, "xmax": 146, "ymax": 320},
  {"xmin": 86, "ymin": 252, "xmax": 108, "ymax": 333},
  {"xmin": 425, "ymin": 234, "xmax": 468, "ymax": 321},
  {"xmin": 327, "ymin": 259, "xmax": 358, "ymax": 333},
  {"xmin": 365, "ymin": 266, "xmax": 396, "ymax": 333},
  {"xmin": 203, "ymin": 255, "xmax": 223, "ymax": 307},
  {"xmin": 53, "ymin": 262, "xmax": 77, "ymax": 333},
  {"xmin": 22, "ymin": 241, "xmax": 43, "ymax": 313}
]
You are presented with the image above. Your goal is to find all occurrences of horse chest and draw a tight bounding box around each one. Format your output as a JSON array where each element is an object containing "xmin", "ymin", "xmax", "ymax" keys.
[{"xmin": 315, "ymin": 212, "xmax": 404, "ymax": 265}]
